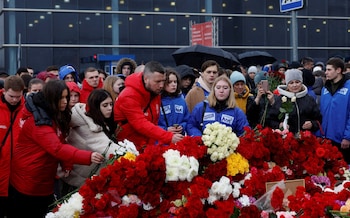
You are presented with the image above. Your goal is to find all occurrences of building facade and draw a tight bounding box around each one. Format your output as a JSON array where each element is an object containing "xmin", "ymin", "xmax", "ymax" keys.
[{"xmin": 0, "ymin": 0, "xmax": 350, "ymax": 75}]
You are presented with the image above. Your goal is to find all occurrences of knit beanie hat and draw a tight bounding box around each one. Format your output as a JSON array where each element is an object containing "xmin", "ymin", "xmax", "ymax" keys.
[
  {"xmin": 285, "ymin": 69, "xmax": 303, "ymax": 84},
  {"xmin": 230, "ymin": 71, "xmax": 246, "ymax": 84},
  {"xmin": 254, "ymin": 71, "xmax": 268, "ymax": 85},
  {"xmin": 247, "ymin": 66, "xmax": 258, "ymax": 74},
  {"xmin": 59, "ymin": 65, "xmax": 77, "ymax": 81}
]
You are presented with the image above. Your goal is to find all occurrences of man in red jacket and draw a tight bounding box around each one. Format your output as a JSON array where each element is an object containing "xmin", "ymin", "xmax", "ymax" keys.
[
  {"xmin": 114, "ymin": 61, "xmax": 183, "ymax": 151},
  {"xmin": 0, "ymin": 76, "xmax": 25, "ymax": 218},
  {"xmin": 80, "ymin": 67, "xmax": 103, "ymax": 103}
]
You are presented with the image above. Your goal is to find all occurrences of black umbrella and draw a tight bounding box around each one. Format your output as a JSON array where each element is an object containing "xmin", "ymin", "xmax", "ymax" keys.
[
  {"xmin": 238, "ymin": 51, "xmax": 277, "ymax": 67},
  {"xmin": 172, "ymin": 44, "xmax": 240, "ymax": 70}
]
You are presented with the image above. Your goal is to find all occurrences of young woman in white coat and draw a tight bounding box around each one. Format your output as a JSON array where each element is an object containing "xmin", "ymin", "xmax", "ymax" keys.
[{"xmin": 60, "ymin": 89, "xmax": 121, "ymax": 189}]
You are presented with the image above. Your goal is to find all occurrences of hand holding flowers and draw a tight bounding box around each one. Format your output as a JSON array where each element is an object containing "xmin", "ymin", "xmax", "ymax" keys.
[{"xmin": 278, "ymin": 96, "xmax": 296, "ymax": 131}]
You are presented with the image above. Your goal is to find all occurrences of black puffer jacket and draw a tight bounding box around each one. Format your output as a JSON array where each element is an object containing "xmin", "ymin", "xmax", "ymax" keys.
[{"xmin": 25, "ymin": 92, "xmax": 52, "ymax": 126}]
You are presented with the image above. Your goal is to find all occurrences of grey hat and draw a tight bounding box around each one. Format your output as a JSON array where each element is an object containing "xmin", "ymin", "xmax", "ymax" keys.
[{"xmin": 285, "ymin": 69, "xmax": 303, "ymax": 84}]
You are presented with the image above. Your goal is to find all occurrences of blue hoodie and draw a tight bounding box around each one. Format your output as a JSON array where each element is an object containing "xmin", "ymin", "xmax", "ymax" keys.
[
  {"xmin": 186, "ymin": 101, "xmax": 249, "ymax": 136},
  {"xmin": 158, "ymin": 95, "xmax": 190, "ymax": 135}
]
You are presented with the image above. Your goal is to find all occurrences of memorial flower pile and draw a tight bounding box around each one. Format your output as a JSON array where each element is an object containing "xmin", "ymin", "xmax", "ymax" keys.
[{"xmin": 47, "ymin": 123, "xmax": 350, "ymax": 218}]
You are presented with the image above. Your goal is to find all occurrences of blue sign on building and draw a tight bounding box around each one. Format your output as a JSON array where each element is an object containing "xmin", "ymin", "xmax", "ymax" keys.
[{"xmin": 280, "ymin": 0, "xmax": 303, "ymax": 13}]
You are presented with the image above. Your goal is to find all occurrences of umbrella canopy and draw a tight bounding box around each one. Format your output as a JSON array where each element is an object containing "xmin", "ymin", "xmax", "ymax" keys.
[
  {"xmin": 172, "ymin": 44, "xmax": 240, "ymax": 70},
  {"xmin": 238, "ymin": 51, "xmax": 277, "ymax": 67}
]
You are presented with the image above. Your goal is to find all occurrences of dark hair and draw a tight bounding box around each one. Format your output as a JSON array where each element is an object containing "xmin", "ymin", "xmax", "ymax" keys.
[
  {"xmin": 46, "ymin": 65, "xmax": 59, "ymax": 72},
  {"xmin": 42, "ymin": 80, "xmax": 71, "ymax": 137},
  {"xmin": 16, "ymin": 67, "xmax": 28, "ymax": 76},
  {"xmin": 98, "ymin": 68, "xmax": 108, "ymax": 79},
  {"xmin": 86, "ymin": 89, "xmax": 116, "ymax": 138},
  {"xmin": 84, "ymin": 67, "xmax": 98, "ymax": 78},
  {"xmin": 201, "ymin": 60, "xmax": 220, "ymax": 73},
  {"xmin": 144, "ymin": 61, "xmax": 165, "ymax": 75},
  {"xmin": 327, "ymin": 57, "xmax": 345, "ymax": 72},
  {"xmin": 301, "ymin": 57, "xmax": 314, "ymax": 65},
  {"xmin": 162, "ymin": 67, "xmax": 181, "ymax": 97},
  {"xmin": 4, "ymin": 75, "xmax": 25, "ymax": 91}
]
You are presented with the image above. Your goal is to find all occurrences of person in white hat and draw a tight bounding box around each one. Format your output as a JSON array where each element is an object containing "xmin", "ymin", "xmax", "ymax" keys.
[{"xmin": 246, "ymin": 66, "xmax": 257, "ymax": 94}]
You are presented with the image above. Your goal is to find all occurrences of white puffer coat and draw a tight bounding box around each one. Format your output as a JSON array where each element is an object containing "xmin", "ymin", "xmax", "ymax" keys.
[{"xmin": 62, "ymin": 103, "xmax": 121, "ymax": 187}]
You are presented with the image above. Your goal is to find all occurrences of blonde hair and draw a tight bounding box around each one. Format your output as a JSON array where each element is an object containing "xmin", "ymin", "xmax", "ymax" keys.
[
  {"xmin": 207, "ymin": 75, "xmax": 236, "ymax": 108},
  {"xmin": 103, "ymin": 75, "xmax": 119, "ymax": 101}
]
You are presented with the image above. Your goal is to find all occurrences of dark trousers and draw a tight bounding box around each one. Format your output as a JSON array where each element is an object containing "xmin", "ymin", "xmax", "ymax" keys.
[
  {"xmin": 0, "ymin": 196, "xmax": 9, "ymax": 218},
  {"xmin": 8, "ymin": 186, "xmax": 55, "ymax": 218}
]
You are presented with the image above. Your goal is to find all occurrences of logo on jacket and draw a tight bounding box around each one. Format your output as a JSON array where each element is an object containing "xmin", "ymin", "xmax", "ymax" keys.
[
  {"xmin": 338, "ymin": 87, "xmax": 348, "ymax": 95},
  {"xmin": 0, "ymin": 125, "xmax": 7, "ymax": 130},
  {"xmin": 203, "ymin": 112, "xmax": 215, "ymax": 121},
  {"xmin": 175, "ymin": 105, "xmax": 183, "ymax": 114},
  {"xmin": 19, "ymin": 119, "xmax": 25, "ymax": 128},
  {"xmin": 221, "ymin": 114, "xmax": 234, "ymax": 125},
  {"xmin": 162, "ymin": 105, "xmax": 171, "ymax": 115}
]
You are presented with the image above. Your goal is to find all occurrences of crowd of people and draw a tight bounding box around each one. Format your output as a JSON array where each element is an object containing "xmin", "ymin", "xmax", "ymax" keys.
[{"xmin": 0, "ymin": 55, "xmax": 350, "ymax": 217}]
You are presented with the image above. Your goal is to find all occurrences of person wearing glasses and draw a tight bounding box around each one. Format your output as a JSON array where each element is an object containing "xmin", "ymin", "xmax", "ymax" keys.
[
  {"xmin": 185, "ymin": 60, "xmax": 220, "ymax": 112},
  {"xmin": 80, "ymin": 67, "xmax": 103, "ymax": 103}
]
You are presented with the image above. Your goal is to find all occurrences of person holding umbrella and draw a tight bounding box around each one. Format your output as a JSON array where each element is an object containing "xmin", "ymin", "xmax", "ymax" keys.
[{"xmin": 185, "ymin": 60, "xmax": 220, "ymax": 112}]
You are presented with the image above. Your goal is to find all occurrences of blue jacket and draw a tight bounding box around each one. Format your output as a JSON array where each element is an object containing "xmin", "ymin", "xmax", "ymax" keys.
[
  {"xmin": 319, "ymin": 79, "xmax": 350, "ymax": 143},
  {"xmin": 158, "ymin": 95, "xmax": 190, "ymax": 135},
  {"xmin": 186, "ymin": 101, "xmax": 249, "ymax": 136}
]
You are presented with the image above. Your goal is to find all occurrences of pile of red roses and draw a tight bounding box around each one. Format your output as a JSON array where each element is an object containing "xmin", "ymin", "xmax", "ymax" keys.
[{"xmin": 76, "ymin": 126, "xmax": 350, "ymax": 217}]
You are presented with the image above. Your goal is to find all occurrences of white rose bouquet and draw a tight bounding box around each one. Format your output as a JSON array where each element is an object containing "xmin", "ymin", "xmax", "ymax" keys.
[{"xmin": 202, "ymin": 122, "xmax": 240, "ymax": 162}]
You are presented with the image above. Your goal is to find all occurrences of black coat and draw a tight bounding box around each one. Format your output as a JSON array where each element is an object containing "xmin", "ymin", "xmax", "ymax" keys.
[{"xmin": 266, "ymin": 86, "xmax": 322, "ymax": 133}]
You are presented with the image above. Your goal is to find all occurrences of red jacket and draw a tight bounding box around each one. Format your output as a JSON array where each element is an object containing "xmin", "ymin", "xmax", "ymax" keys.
[
  {"xmin": 114, "ymin": 72, "xmax": 173, "ymax": 151},
  {"xmin": 10, "ymin": 108, "xmax": 92, "ymax": 196},
  {"xmin": 0, "ymin": 91, "xmax": 24, "ymax": 196},
  {"xmin": 80, "ymin": 78, "xmax": 103, "ymax": 103}
]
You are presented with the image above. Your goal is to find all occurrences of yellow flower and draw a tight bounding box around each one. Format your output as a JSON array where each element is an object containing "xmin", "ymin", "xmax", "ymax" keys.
[
  {"xmin": 226, "ymin": 152, "xmax": 249, "ymax": 176},
  {"xmin": 118, "ymin": 152, "xmax": 136, "ymax": 162}
]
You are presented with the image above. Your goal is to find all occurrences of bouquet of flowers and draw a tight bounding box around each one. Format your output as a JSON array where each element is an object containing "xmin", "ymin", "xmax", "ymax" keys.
[
  {"xmin": 47, "ymin": 124, "xmax": 350, "ymax": 218},
  {"xmin": 278, "ymin": 95, "xmax": 296, "ymax": 131}
]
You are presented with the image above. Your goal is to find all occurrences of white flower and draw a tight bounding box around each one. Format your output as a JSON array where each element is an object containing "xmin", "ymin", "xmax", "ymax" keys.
[
  {"xmin": 163, "ymin": 150, "xmax": 182, "ymax": 167},
  {"xmin": 121, "ymin": 194, "xmax": 142, "ymax": 206},
  {"xmin": 143, "ymin": 202, "xmax": 154, "ymax": 211},
  {"xmin": 291, "ymin": 96, "xmax": 296, "ymax": 102},
  {"xmin": 163, "ymin": 149, "xmax": 199, "ymax": 182},
  {"xmin": 232, "ymin": 182, "xmax": 241, "ymax": 198},
  {"xmin": 45, "ymin": 193, "xmax": 83, "ymax": 218},
  {"xmin": 207, "ymin": 176, "xmax": 233, "ymax": 205},
  {"xmin": 276, "ymin": 211, "xmax": 297, "ymax": 218},
  {"xmin": 281, "ymin": 96, "xmax": 287, "ymax": 103},
  {"xmin": 238, "ymin": 195, "xmax": 250, "ymax": 206},
  {"xmin": 117, "ymin": 139, "xmax": 139, "ymax": 156},
  {"xmin": 165, "ymin": 166, "xmax": 179, "ymax": 182},
  {"xmin": 202, "ymin": 122, "xmax": 240, "ymax": 162},
  {"xmin": 95, "ymin": 193, "xmax": 103, "ymax": 199}
]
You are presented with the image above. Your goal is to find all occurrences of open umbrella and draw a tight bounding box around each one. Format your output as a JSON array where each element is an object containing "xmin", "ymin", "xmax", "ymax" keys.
[
  {"xmin": 238, "ymin": 51, "xmax": 277, "ymax": 67},
  {"xmin": 172, "ymin": 44, "xmax": 240, "ymax": 70}
]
